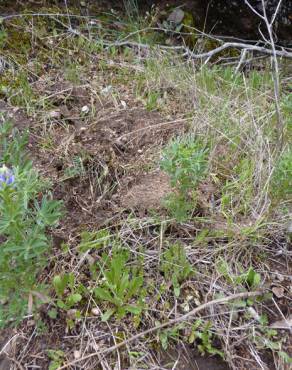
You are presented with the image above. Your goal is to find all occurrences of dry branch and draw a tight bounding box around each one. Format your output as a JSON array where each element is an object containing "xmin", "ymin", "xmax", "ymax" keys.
[
  {"xmin": 184, "ymin": 41, "xmax": 292, "ymax": 59},
  {"xmin": 244, "ymin": 0, "xmax": 284, "ymax": 148}
]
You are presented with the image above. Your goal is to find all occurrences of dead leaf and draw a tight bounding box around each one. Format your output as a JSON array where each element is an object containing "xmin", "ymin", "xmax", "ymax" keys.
[
  {"xmin": 272, "ymin": 286, "xmax": 285, "ymax": 298},
  {"xmin": 270, "ymin": 315, "xmax": 292, "ymax": 330}
]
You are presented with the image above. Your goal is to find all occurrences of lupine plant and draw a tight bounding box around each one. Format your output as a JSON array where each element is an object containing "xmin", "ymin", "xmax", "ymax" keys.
[
  {"xmin": 0, "ymin": 165, "xmax": 15, "ymax": 187},
  {"xmin": 0, "ymin": 121, "xmax": 63, "ymax": 327}
]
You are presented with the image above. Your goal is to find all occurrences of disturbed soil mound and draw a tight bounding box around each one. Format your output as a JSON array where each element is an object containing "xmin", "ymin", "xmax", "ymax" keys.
[{"xmin": 120, "ymin": 170, "xmax": 172, "ymax": 210}]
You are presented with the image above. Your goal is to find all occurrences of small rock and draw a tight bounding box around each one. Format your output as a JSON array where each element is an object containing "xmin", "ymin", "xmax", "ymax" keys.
[
  {"xmin": 167, "ymin": 8, "xmax": 185, "ymax": 24},
  {"xmin": 0, "ymin": 298, "xmax": 8, "ymax": 305},
  {"xmin": 73, "ymin": 350, "xmax": 81, "ymax": 359},
  {"xmin": 85, "ymin": 254, "xmax": 95, "ymax": 265},
  {"xmin": 247, "ymin": 307, "xmax": 260, "ymax": 322},
  {"xmin": 91, "ymin": 308, "xmax": 100, "ymax": 316},
  {"xmin": 81, "ymin": 105, "xmax": 90, "ymax": 114},
  {"xmin": 101, "ymin": 85, "xmax": 112, "ymax": 95},
  {"xmin": 182, "ymin": 302, "xmax": 190, "ymax": 312},
  {"xmin": 275, "ymin": 273, "xmax": 285, "ymax": 282}
]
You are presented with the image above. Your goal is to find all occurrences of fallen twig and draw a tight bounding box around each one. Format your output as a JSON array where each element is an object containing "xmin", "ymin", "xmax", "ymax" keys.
[
  {"xmin": 184, "ymin": 41, "xmax": 292, "ymax": 59},
  {"xmin": 57, "ymin": 290, "xmax": 264, "ymax": 369}
]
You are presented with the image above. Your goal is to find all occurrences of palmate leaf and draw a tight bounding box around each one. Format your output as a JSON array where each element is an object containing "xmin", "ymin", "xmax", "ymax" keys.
[
  {"xmin": 35, "ymin": 197, "xmax": 63, "ymax": 227},
  {"xmin": 2, "ymin": 231, "xmax": 48, "ymax": 259},
  {"xmin": 0, "ymin": 123, "xmax": 63, "ymax": 326}
]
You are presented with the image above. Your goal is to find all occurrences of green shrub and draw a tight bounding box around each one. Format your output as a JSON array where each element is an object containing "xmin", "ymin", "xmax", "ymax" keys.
[
  {"xmin": 160, "ymin": 135, "xmax": 208, "ymax": 221},
  {"xmin": 0, "ymin": 122, "xmax": 63, "ymax": 327}
]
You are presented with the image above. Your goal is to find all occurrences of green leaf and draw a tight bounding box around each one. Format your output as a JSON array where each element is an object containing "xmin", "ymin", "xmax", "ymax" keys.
[
  {"xmin": 53, "ymin": 275, "xmax": 69, "ymax": 297},
  {"xmin": 94, "ymin": 287, "xmax": 115, "ymax": 303},
  {"xmin": 57, "ymin": 300, "xmax": 66, "ymax": 309},
  {"xmin": 125, "ymin": 276, "xmax": 143, "ymax": 300},
  {"xmin": 279, "ymin": 351, "xmax": 292, "ymax": 364},
  {"xmin": 48, "ymin": 309, "xmax": 58, "ymax": 319},
  {"xmin": 66, "ymin": 293, "xmax": 82, "ymax": 307},
  {"xmin": 174, "ymin": 285, "xmax": 180, "ymax": 297},
  {"xmin": 246, "ymin": 268, "xmax": 261, "ymax": 288},
  {"xmin": 49, "ymin": 361, "xmax": 62, "ymax": 370},
  {"xmin": 160, "ymin": 331, "xmax": 169, "ymax": 350},
  {"xmin": 101, "ymin": 308, "xmax": 115, "ymax": 322},
  {"xmin": 125, "ymin": 305, "xmax": 142, "ymax": 315},
  {"xmin": 35, "ymin": 197, "xmax": 63, "ymax": 227}
]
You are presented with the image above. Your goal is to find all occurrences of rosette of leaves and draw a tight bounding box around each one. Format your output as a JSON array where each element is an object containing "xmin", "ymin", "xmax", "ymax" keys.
[{"xmin": 94, "ymin": 248, "xmax": 144, "ymax": 321}]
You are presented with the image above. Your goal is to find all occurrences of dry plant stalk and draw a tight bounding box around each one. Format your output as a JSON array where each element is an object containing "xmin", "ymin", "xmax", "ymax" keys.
[{"xmin": 245, "ymin": 0, "xmax": 284, "ymax": 149}]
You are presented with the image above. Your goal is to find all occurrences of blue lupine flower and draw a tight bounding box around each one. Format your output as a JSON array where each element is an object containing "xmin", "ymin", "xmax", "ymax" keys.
[{"xmin": 0, "ymin": 165, "xmax": 15, "ymax": 188}]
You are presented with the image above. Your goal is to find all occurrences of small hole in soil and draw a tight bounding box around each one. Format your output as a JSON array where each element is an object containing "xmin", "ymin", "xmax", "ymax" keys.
[{"xmin": 54, "ymin": 161, "xmax": 63, "ymax": 171}]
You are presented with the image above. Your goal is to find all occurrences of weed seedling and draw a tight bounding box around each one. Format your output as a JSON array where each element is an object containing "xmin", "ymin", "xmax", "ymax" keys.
[
  {"xmin": 94, "ymin": 248, "xmax": 144, "ymax": 321},
  {"xmin": 47, "ymin": 349, "xmax": 66, "ymax": 370},
  {"xmin": 160, "ymin": 243, "xmax": 193, "ymax": 297},
  {"xmin": 160, "ymin": 135, "xmax": 208, "ymax": 221}
]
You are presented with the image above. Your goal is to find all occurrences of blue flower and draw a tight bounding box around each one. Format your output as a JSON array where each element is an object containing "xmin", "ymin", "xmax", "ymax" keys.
[{"xmin": 0, "ymin": 165, "xmax": 15, "ymax": 188}]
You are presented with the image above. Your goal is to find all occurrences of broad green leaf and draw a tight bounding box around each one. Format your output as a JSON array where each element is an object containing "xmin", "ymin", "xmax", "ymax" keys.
[
  {"xmin": 53, "ymin": 275, "xmax": 69, "ymax": 297},
  {"xmin": 101, "ymin": 308, "xmax": 115, "ymax": 322},
  {"xmin": 125, "ymin": 305, "xmax": 142, "ymax": 315},
  {"xmin": 246, "ymin": 267, "xmax": 261, "ymax": 288},
  {"xmin": 66, "ymin": 293, "xmax": 82, "ymax": 307},
  {"xmin": 94, "ymin": 287, "xmax": 115, "ymax": 303}
]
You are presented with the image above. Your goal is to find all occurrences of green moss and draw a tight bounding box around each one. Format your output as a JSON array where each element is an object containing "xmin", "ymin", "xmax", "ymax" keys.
[{"xmin": 182, "ymin": 11, "xmax": 197, "ymax": 46}]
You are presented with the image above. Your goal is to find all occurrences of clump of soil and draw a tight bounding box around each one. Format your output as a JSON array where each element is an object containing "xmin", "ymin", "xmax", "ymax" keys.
[{"xmin": 120, "ymin": 170, "xmax": 172, "ymax": 210}]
